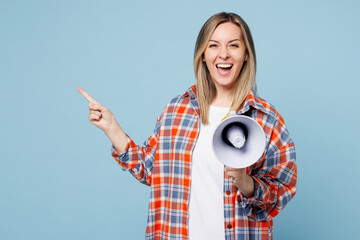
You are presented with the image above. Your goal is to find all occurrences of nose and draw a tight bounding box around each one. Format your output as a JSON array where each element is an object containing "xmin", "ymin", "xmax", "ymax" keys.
[{"xmin": 219, "ymin": 46, "xmax": 229, "ymax": 59}]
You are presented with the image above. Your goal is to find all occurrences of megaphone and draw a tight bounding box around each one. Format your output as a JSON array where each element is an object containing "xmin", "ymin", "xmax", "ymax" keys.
[{"xmin": 212, "ymin": 112, "xmax": 266, "ymax": 168}]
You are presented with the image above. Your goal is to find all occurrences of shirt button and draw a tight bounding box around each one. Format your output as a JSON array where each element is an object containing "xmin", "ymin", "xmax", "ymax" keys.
[
  {"xmin": 226, "ymin": 190, "xmax": 231, "ymax": 195},
  {"xmin": 227, "ymin": 224, "xmax": 232, "ymax": 229}
]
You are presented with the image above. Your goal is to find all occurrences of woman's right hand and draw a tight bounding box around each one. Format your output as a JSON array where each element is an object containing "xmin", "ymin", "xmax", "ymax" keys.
[
  {"xmin": 78, "ymin": 88, "xmax": 128, "ymax": 152},
  {"xmin": 77, "ymin": 88, "xmax": 117, "ymax": 133}
]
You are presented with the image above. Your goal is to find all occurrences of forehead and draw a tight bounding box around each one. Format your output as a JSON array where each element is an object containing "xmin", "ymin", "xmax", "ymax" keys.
[{"xmin": 210, "ymin": 22, "xmax": 242, "ymax": 40}]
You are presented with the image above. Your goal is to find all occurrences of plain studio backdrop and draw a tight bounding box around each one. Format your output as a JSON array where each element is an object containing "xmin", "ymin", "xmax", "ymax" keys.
[{"xmin": 1, "ymin": 0, "xmax": 359, "ymax": 239}]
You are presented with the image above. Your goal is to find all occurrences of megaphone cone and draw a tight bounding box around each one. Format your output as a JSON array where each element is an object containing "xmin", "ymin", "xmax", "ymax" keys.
[{"xmin": 212, "ymin": 114, "xmax": 266, "ymax": 168}]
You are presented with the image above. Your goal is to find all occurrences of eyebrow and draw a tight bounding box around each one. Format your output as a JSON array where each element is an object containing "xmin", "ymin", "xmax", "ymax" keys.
[{"xmin": 209, "ymin": 39, "xmax": 241, "ymax": 43}]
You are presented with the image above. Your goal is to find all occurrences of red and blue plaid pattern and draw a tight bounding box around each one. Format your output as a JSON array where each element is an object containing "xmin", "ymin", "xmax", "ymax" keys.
[{"xmin": 112, "ymin": 85, "xmax": 297, "ymax": 240}]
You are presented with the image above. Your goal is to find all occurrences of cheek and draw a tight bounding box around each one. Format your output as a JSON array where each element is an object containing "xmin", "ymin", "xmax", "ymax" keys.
[
  {"xmin": 204, "ymin": 56, "xmax": 215, "ymax": 70},
  {"xmin": 203, "ymin": 50, "xmax": 216, "ymax": 63},
  {"xmin": 204, "ymin": 61, "xmax": 214, "ymax": 75},
  {"xmin": 234, "ymin": 54, "xmax": 247, "ymax": 67},
  {"xmin": 232, "ymin": 47, "xmax": 247, "ymax": 61}
]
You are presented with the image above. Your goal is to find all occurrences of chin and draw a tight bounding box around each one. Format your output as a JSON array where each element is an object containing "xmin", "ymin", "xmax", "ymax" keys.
[{"xmin": 215, "ymin": 79, "xmax": 236, "ymax": 88}]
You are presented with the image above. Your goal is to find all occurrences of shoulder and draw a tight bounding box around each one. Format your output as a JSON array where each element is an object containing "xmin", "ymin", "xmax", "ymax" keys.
[
  {"xmin": 164, "ymin": 85, "xmax": 197, "ymax": 111},
  {"xmin": 153, "ymin": 86, "xmax": 199, "ymax": 131},
  {"xmin": 249, "ymin": 94, "xmax": 295, "ymax": 157}
]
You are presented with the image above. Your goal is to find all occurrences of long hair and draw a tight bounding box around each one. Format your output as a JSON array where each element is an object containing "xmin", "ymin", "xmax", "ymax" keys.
[{"xmin": 194, "ymin": 12, "xmax": 257, "ymax": 124}]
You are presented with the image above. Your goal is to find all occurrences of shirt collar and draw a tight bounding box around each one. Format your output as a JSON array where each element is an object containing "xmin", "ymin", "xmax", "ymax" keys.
[
  {"xmin": 237, "ymin": 91, "xmax": 268, "ymax": 115},
  {"xmin": 181, "ymin": 85, "xmax": 200, "ymax": 115},
  {"xmin": 182, "ymin": 84, "xmax": 197, "ymax": 100}
]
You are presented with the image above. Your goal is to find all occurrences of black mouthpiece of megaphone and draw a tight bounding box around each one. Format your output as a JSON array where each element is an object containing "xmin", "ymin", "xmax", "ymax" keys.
[
  {"xmin": 212, "ymin": 113, "xmax": 266, "ymax": 168},
  {"xmin": 221, "ymin": 122, "xmax": 248, "ymax": 148}
]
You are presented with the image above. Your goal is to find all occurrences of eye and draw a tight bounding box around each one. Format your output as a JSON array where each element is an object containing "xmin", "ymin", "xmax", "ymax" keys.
[
  {"xmin": 209, "ymin": 43, "xmax": 218, "ymax": 48},
  {"xmin": 230, "ymin": 43, "xmax": 239, "ymax": 48}
]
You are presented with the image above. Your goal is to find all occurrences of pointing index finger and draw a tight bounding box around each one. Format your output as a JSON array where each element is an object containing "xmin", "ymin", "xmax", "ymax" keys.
[{"xmin": 77, "ymin": 88, "xmax": 100, "ymax": 104}]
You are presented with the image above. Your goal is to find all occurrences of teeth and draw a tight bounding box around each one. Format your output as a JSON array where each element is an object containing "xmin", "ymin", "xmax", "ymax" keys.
[{"xmin": 217, "ymin": 64, "xmax": 232, "ymax": 68}]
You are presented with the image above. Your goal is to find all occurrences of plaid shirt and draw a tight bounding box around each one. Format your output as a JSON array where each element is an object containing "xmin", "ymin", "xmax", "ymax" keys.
[{"xmin": 112, "ymin": 85, "xmax": 297, "ymax": 240}]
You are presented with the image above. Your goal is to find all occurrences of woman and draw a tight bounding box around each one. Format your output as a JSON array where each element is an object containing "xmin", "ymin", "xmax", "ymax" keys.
[{"xmin": 79, "ymin": 12, "xmax": 296, "ymax": 240}]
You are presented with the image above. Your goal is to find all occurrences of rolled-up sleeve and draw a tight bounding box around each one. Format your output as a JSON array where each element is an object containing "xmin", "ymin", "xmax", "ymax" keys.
[{"xmin": 111, "ymin": 112, "xmax": 164, "ymax": 186}]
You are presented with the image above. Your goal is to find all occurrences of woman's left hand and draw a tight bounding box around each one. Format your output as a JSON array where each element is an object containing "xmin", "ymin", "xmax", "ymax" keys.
[{"xmin": 225, "ymin": 167, "xmax": 255, "ymax": 198}]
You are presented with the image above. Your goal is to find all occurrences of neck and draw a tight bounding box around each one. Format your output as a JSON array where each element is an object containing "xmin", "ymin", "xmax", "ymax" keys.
[{"xmin": 211, "ymin": 86, "xmax": 235, "ymax": 107}]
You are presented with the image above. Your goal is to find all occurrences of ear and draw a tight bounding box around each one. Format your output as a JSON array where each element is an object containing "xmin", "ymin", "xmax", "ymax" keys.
[{"xmin": 245, "ymin": 53, "xmax": 249, "ymax": 61}]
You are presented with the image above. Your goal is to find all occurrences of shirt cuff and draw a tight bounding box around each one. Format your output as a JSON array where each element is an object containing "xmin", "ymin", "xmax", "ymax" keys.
[
  {"xmin": 238, "ymin": 176, "xmax": 266, "ymax": 209},
  {"xmin": 111, "ymin": 135, "xmax": 131, "ymax": 158}
]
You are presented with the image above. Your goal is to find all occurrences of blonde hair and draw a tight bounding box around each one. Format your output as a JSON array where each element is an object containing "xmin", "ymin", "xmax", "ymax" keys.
[{"xmin": 194, "ymin": 12, "xmax": 257, "ymax": 124}]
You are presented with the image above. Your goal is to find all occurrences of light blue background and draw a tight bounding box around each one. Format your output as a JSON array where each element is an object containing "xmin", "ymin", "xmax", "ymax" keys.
[{"xmin": 1, "ymin": 0, "xmax": 359, "ymax": 239}]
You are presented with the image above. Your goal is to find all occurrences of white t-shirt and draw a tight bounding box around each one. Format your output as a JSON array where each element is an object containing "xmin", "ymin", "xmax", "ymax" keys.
[{"xmin": 188, "ymin": 105, "xmax": 230, "ymax": 240}]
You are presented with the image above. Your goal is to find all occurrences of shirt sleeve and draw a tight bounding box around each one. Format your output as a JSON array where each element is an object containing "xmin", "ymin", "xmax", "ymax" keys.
[
  {"xmin": 111, "ymin": 111, "xmax": 164, "ymax": 186},
  {"xmin": 238, "ymin": 113, "xmax": 297, "ymax": 221}
]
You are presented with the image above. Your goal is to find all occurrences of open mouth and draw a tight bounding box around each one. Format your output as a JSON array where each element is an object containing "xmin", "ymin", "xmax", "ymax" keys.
[
  {"xmin": 216, "ymin": 63, "xmax": 233, "ymax": 70},
  {"xmin": 216, "ymin": 63, "xmax": 233, "ymax": 76}
]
